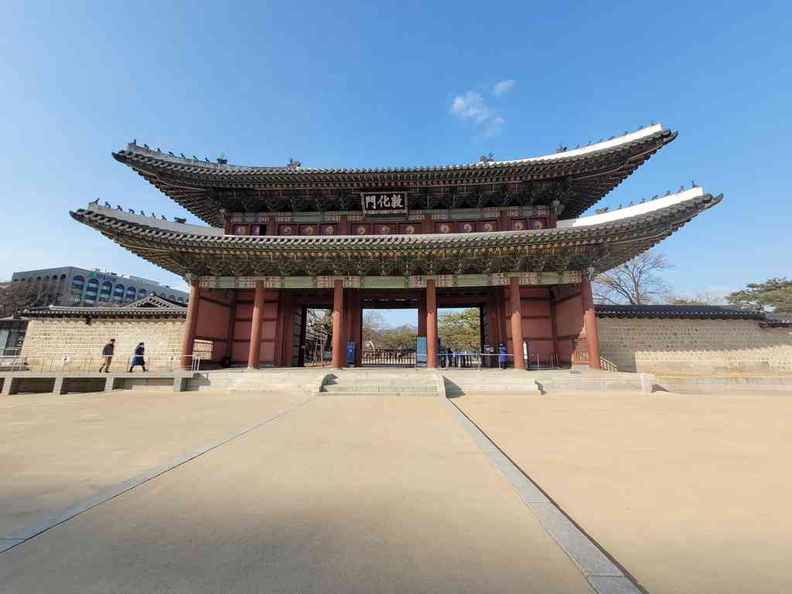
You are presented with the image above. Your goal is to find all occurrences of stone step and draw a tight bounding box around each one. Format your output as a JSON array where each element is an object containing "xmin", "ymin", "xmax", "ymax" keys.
[
  {"xmin": 324, "ymin": 384, "xmax": 437, "ymax": 393},
  {"xmin": 321, "ymin": 391, "xmax": 438, "ymax": 397},
  {"xmin": 323, "ymin": 380, "xmax": 434, "ymax": 387}
]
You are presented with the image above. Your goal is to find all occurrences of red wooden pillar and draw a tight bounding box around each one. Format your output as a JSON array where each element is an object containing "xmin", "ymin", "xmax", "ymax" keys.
[
  {"xmin": 426, "ymin": 279, "xmax": 438, "ymax": 368},
  {"xmin": 549, "ymin": 288, "xmax": 560, "ymax": 364},
  {"xmin": 224, "ymin": 290, "xmax": 237, "ymax": 360},
  {"xmin": 417, "ymin": 290, "xmax": 427, "ymax": 336},
  {"xmin": 273, "ymin": 290, "xmax": 286, "ymax": 367},
  {"xmin": 331, "ymin": 279, "xmax": 345, "ymax": 369},
  {"xmin": 352, "ymin": 291, "xmax": 363, "ymax": 367},
  {"xmin": 509, "ymin": 276, "xmax": 525, "ymax": 369},
  {"xmin": 421, "ymin": 214, "xmax": 432, "ymax": 234},
  {"xmin": 247, "ymin": 281, "xmax": 265, "ymax": 369},
  {"xmin": 581, "ymin": 278, "xmax": 601, "ymax": 369},
  {"xmin": 181, "ymin": 279, "xmax": 200, "ymax": 369},
  {"xmin": 499, "ymin": 210, "xmax": 510, "ymax": 231},
  {"xmin": 343, "ymin": 289, "xmax": 361, "ymax": 367}
]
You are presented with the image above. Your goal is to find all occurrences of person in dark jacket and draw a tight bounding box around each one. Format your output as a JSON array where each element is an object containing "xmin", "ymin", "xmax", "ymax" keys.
[
  {"xmin": 128, "ymin": 342, "xmax": 147, "ymax": 372},
  {"xmin": 498, "ymin": 342, "xmax": 507, "ymax": 370},
  {"xmin": 99, "ymin": 339, "xmax": 115, "ymax": 372}
]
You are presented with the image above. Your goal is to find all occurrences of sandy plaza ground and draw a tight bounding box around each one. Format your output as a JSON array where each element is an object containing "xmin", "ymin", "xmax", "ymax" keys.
[
  {"xmin": 0, "ymin": 390, "xmax": 590, "ymax": 594},
  {"xmin": 456, "ymin": 391, "xmax": 792, "ymax": 594},
  {"xmin": 0, "ymin": 387, "xmax": 790, "ymax": 593}
]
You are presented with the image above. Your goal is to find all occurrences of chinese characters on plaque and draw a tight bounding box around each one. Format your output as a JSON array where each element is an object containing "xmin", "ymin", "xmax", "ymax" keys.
[{"xmin": 360, "ymin": 191, "xmax": 408, "ymax": 215}]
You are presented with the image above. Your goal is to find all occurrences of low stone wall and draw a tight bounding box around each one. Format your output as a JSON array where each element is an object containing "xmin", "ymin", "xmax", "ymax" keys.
[
  {"xmin": 598, "ymin": 318, "xmax": 792, "ymax": 373},
  {"xmin": 18, "ymin": 318, "xmax": 210, "ymax": 371}
]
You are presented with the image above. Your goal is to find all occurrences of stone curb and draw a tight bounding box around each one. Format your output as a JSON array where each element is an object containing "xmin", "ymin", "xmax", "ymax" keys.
[{"xmin": 440, "ymin": 395, "xmax": 647, "ymax": 594}]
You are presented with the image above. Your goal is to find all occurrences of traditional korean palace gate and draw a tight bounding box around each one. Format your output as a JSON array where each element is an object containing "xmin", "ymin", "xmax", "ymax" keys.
[{"xmin": 69, "ymin": 124, "xmax": 721, "ymax": 370}]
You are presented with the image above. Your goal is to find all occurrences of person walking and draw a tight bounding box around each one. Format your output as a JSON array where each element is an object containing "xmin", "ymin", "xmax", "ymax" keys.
[
  {"xmin": 128, "ymin": 342, "xmax": 147, "ymax": 372},
  {"xmin": 98, "ymin": 339, "xmax": 115, "ymax": 372},
  {"xmin": 498, "ymin": 342, "xmax": 507, "ymax": 370}
]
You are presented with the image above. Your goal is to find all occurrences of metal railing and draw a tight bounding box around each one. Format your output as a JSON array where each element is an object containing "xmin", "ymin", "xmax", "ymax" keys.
[
  {"xmin": 599, "ymin": 357, "xmax": 619, "ymax": 372},
  {"xmin": 527, "ymin": 353, "xmax": 559, "ymax": 370},
  {"xmin": 362, "ymin": 349, "xmax": 416, "ymax": 366},
  {"xmin": 431, "ymin": 352, "xmax": 562, "ymax": 371},
  {"xmin": 0, "ymin": 353, "xmax": 202, "ymax": 373}
]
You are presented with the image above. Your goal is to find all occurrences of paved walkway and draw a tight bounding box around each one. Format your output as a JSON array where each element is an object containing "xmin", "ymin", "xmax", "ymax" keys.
[{"xmin": 0, "ymin": 395, "xmax": 593, "ymax": 593}]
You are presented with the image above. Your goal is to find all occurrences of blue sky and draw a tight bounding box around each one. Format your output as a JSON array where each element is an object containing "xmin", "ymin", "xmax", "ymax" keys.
[{"xmin": 1, "ymin": 1, "xmax": 790, "ymax": 326}]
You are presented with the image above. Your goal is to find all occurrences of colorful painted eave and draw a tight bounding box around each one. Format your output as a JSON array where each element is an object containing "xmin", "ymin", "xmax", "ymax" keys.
[{"xmin": 70, "ymin": 189, "xmax": 722, "ymax": 278}]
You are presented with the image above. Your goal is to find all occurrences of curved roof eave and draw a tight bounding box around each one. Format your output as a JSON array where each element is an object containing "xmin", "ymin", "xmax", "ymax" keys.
[
  {"xmin": 70, "ymin": 190, "xmax": 722, "ymax": 277},
  {"xmin": 111, "ymin": 125, "xmax": 676, "ymax": 225}
]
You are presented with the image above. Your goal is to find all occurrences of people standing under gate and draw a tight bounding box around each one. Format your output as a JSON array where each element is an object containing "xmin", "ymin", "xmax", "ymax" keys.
[
  {"xmin": 99, "ymin": 338, "xmax": 115, "ymax": 372},
  {"xmin": 129, "ymin": 342, "xmax": 147, "ymax": 372},
  {"xmin": 498, "ymin": 342, "xmax": 507, "ymax": 370}
]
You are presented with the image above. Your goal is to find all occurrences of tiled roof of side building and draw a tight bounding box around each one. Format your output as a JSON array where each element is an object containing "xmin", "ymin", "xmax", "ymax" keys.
[
  {"xmin": 763, "ymin": 312, "xmax": 792, "ymax": 327},
  {"xmin": 23, "ymin": 294, "xmax": 187, "ymax": 318},
  {"xmin": 595, "ymin": 304, "xmax": 766, "ymax": 320}
]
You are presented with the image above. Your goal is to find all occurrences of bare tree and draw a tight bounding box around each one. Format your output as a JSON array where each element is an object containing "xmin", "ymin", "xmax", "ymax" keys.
[
  {"xmin": 593, "ymin": 251, "xmax": 672, "ymax": 305},
  {"xmin": 0, "ymin": 281, "xmax": 50, "ymax": 317},
  {"xmin": 362, "ymin": 310, "xmax": 386, "ymax": 349}
]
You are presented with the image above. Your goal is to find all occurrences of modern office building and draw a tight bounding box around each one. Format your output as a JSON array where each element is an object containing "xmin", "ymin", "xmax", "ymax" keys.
[{"xmin": 10, "ymin": 266, "xmax": 189, "ymax": 308}]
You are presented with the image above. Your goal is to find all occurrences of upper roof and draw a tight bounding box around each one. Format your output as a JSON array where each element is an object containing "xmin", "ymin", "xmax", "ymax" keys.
[
  {"xmin": 70, "ymin": 188, "xmax": 721, "ymax": 278},
  {"xmin": 23, "ymin": 293, "xmax": 187, "ymax": 318},
  {"xmin": 595, "ymin": 304, "xmax": 765, "ymax": 320},
  {"xmin": 113, "ymin": 124, "xmax": 676, "ymax": 225}
]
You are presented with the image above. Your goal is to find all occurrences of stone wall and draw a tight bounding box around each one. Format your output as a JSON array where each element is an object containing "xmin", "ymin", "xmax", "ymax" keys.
[
  {"xmin": 598, "ymin": 318, "xmax": 792, "ymax": 373},
  {"xmin": 19, "ymin": 318, "xmax": 210, "ymax": 371}
]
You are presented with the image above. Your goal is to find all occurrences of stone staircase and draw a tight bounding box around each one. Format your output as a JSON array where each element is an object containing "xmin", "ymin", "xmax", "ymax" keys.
[
  {"xmin": 441, "ymin": 369, "xmax": 655, "ymax": 395},
  {"xmin": 321, "ymin": 370, "xmax": 439, "ymax": 397},
  {"xmin": 441, "ymin": 370, "xmax": 541, "ymax": 397},
  {"xmin": 188, "ymin": 369, "xmax": 326, "ymax": 395}
]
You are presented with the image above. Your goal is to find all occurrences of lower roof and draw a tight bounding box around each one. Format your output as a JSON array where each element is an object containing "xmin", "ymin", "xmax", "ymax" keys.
[{"xmin": 70, "ymin": 189, "xmax": 721, "ymax": 280}]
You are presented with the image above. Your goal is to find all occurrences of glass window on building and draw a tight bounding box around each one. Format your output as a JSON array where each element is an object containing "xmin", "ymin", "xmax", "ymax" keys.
[
  {"xmin": 137, "ymin": 288, "xmax": 147, "ymax": 299},
  {"xmin": 84, "ymin": 279, "xmax": 99, "ymax": 305},
  {"xmin": 71, "ymin": 275, "xmax": 85, "ymax": 304},
  {"xmin": 113, "ymin": 284, "xmax": 125, "ymax": 302},
  {"xmin": 125, "ymin": 286, "xmax": 137, "ymax": 302},
  {"xmin": 100, "ymin": 281, "xmax": 112, "ymax": 302}
]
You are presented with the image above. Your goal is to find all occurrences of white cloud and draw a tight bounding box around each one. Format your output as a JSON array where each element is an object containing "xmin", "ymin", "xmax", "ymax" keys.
[
  {"xmin": 450, "ymin": 91, "xmax": 494, "ymax": 123},
  {"xmin": 492, "ymin": 79, "xmax": 516, "ymax": 96},
  {"xmin": 450, "ymin": 90, "xmax": 505, "ymax": 135},
  {"xmin": 485, "ymin": 116, "xmax": 505, "ymax": 137}
]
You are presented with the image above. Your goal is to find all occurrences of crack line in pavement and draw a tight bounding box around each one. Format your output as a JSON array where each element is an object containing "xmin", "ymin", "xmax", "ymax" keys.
[
  {"xmin": 439, "ymin": 395, "xmax": 648, "ymax": 594},
  {"xmin": 0, "ymin": 396, "xmax": 317, "ymax": 555}
]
